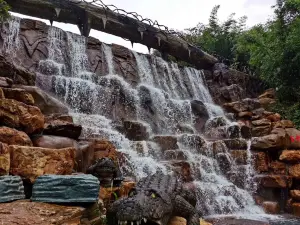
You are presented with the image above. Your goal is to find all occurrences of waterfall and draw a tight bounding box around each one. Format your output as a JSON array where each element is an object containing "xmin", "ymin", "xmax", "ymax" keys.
[
  {"xmin": 34, "ymin": 25, "xmax": 264, "ymax": 216},
  {"xmin": 102, "ymin": 43, "xmax": 115, "ymax": 75},
  {"xmin": 2, "ymin": 16, "xmax": 20, "ymax": 59}
]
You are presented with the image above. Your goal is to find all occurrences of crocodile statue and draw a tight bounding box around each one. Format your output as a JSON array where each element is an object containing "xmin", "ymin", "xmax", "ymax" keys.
[
  {"xmin": 87, "ymin": 157, "xmax": 123, "ymax": 187},
  {"xmin": 107, "ymin": 172, "xmax": 200, "ymax": 225}
]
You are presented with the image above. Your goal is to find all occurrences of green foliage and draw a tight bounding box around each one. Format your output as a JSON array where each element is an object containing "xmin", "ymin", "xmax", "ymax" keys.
[
  {"xmin": 182, "ymin": 0, "xmax": 300, "ymax": 127},
  {"xmin": 183, "ymin": 5, "xmax": 248, "ymax": 71},
  {"xmin": 271, "ymin": 102, "xmax": 300, "ymax": 129},
  {"xmin": 0, "ymin": 0, "xmax": 10, "ymax": 22}
]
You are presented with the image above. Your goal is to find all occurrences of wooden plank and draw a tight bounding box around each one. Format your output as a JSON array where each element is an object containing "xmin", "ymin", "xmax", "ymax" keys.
[{"xmin": 6, "ymin": 0, "xmax": 218, "ymax": 69}]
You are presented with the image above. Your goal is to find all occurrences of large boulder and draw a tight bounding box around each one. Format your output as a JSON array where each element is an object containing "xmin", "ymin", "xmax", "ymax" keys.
[
  {"xmin": 191, "ymin": 100, "xmax": 209, "ymax": 132},
  {"xmin": 2, "ymin": 87, "xmax": 34, "ymax": 105},
  {"xmin": 31, "ymin": 135, "xmax": 77, "ymax": 149},
  {"xmin": 9, "ymin": 145, "xmax": 75, "ymax": 183},
  {"xmin": 32, "ymin": 135, "xmax": 94, "ymax": 173},
  {"xmin": 223, "ymin": 98, "xmax": 260, "ymax": 113},
  {"xmin": 31, "ymin": 175, "xmax": 100, "ymax": 203},
  {"xmin": 43, "ymin": 117, "xmax": 82, "ymax": 139},
  {"xmin": 121, "ymin": 120, "xmax": 150, "ymax": 141},
  {"xmin": 15, "ymin": 85, "xmax": 69, "ymax": 115},
  {"xmin": 0, "ymin": 55, "xmax": 35, "ymax": 85},
  {"xmin": 262, "ymin": 201, "xmax": 280, "ymax": 214},
  {"xmin": 253, "ymin": 152, "xmax": 269, "ymax": 173},
  {"xmin": 286, "ymin": 128, "xmax": 300, "ymax": 149},
  {"xmin": 0, "ymin": 176, "xmax": 25, "ymax": 203},
  {"xmin": 152, "ymin": 135, "xmax": 178, "ymax": 151},
  {"xmin": 92, "ymin": 139, "xmax": 119, "ymax": 161},
  {"xmin": 289, "ymin": 164, "xmax": 300, "ymax": 179},
  {"xmin": 0, "ymin": 126, "xmax": 32, "ymax": 146},
  {"xmin": 279, "ymin": 150, "xmax": 300, "ymax": 162},
  {"xmin": 0, "ymin": 142, "xmax": 9, "ymax": 176},
  {"xmin": 290, "ymin": 190, "xmax": 300, "ymax": 201},
  {"xmin": 256, "ymin": 175, "xmax": 292, "ymax": 188},
  {"xmin": 251, "ymin": 128, "xmax": 290, "ymax": 151},
  {"xmin": 223, "ymin": 138, "xmax": 247, "ymax": 150},
  {"xmin": 0, "ymin": 98, "xmax": 44, "ymax": 134},
  {"xmin": 269, "ymin": 161, "xmax": 286, "ymax": 175}
]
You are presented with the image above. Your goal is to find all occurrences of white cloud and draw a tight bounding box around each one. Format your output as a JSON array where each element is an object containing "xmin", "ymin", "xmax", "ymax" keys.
[{"xmin": 11, "ymin": 0, "xmax": 276, "ymax": 53}]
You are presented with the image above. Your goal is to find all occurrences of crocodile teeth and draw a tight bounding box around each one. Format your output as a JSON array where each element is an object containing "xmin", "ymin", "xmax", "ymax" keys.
[
  {"xmin": 136, "ymin": 221, "xmax": 140, "ymax": 225},
  {"xmin": 143, "ymin": 218, "xmax": 147, "ymax": 223}
]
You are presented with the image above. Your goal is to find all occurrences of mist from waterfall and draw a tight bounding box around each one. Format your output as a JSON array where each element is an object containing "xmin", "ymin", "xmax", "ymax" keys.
[{"xmin": 34, "ymin": 24, "xmax": 263, "ymax": 216}]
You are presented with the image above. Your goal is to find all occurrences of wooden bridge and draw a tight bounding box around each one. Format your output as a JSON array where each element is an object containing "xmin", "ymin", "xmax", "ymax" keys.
[{"xmin": 6, "ymin": 0, "xmax": 218, "ymax": 69}]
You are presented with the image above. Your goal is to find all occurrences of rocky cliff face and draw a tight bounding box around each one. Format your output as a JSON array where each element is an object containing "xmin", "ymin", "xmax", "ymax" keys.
[{"xmin": 0, "ymin": 16, "xmax": 300, "ymax": 225}]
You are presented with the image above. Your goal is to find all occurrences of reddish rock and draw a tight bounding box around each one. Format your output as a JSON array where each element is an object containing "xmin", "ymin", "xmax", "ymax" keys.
[
  {"xmin": 122, "ymin": 120, "xmax": 150, "ymax": 141},
  {"xmin": 0, "ymin": 55, "xmax": 35, "ymax": 85},
  {"xmin": 230, "ymin": 150, "xmax": 247, "ymax": 165},
  {"xmin": 289, "ymin": 164, "xmax": 300, "ymax": 179},
  {"xmin": 254, "ymin": 195, "xmax": 265, "ymax": 205},
  {"xmin": 269, "ymin": 161, "xmax": 287, "ymax": 175},
  {"xmin": 0, "ymin": 200, "xmax": 85, "ymax": 225},
  {"xmin": 164, "ymin": 150, "xmax": 187, "ymax": 161},
  {"xmin": 9, "ymin": 145, "xmax": 75, "ymax": 183},
  {"xmin": 223, "ymin": 98, "xmax": 260, "ymax": 113},
  {"xmin": 168, "ymin": 217, "xmax": 212, "ymax": 225},
  {"xmin": 2, "ymin": 87, "xmax": 35, "ymax": 105},
  {"xmin": 290, "ymin": 190, "xmax": 300, "ymax": 201},
  {"xmin": 251, "ymin": 128, "xmax": 290, "ymax": 151},
  {"xmin": 262, "ymin": 201, "xmax": 280, "ymax": 214},
  {"xmin": 0, "ymin": 126, "xmax": 32, "ymax": 146},
  {"xmin": 292, "ymin": 203, "xmax": 300, "ymax": 217},
  {"xmin": 0, "ymin": 98, "xmax": 44, "ymax": 134},
  {"xmin": 273, "ymin": 120, "xmax": 294, "ymax": 129},
  {"xmin": 152, "ymin": 135, "xmax": 178, "ymax": 151},
  {"xmin": 0, "ymin": 87, "xmax": 4, "ymax": 98},
  {"xmin": 280, "ymin": 150, "xmax": 300, "ymax": 162},
  {"xmin": 266, "ymin": 113, "xmax": 281, "ymax": 122},
  {"xmin": 286, "ymin": 128, "xmax": 300, "ymax": 149},
  {"xmin": 253, "ymin": 152, "xmax": 269, "ymax": 173},
  {"xmin": 257, "ymin": 175, "xmax": 292, "ymax": 188},
  {"xmin": 286, "ymin": 198, "xmax": 294, "ymax": 213},
  {"xmin": 259, "ymin": 88, "xmax": 275, "ymax": 99},
  {"xmin": 259, "ymin": 97, "xmax": 276, "ymax": 108},
  {"xmin": 0, "ymin": 142, "xmax": 9, "ymax": 175},
  {"xmin": 44, "ymin": 118, "xmax": 82, "ymax": 140},
  {"xmin": 31, "ymin": 135, "xmax": 93, "ymax": 173},
  {"xmin": 99, "ymin": 181, "xmax": 135, "ymax": 206},
  {"xmin": 251, "ymin": 125, "xmax": 271, "ymax": 137},
  {"xmin": 237, "ymin": 111, "xmax": 252, "ymax": 119},
  {"xmin": 223, "ymin": 138, "xmax": 247, "ymax": 150},
  {"xmin": 252, "ymin": 119, "xmax": 271, "ymax": 127},
  {"xmin": 16, "ymin": 85, "xmax": 69, "ymax": 115},
  {"xmin": 93, "ymin": 139, "xmax": 118, "ymax": 161}
]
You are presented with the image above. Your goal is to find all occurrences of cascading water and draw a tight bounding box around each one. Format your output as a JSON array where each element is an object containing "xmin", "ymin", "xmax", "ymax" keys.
[
  {"xmin": 1, "ymin": 16, "xmax": 20, "ymax": 60},
  {"xmin": 34, "ymin": 24, "xmax": 264, "ymax": 216}
]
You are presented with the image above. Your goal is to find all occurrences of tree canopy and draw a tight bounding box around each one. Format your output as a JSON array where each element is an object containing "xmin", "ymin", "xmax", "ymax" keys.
[{"xmin": 182, "ymin": 0, "xmax": 300, "ymax": 127}]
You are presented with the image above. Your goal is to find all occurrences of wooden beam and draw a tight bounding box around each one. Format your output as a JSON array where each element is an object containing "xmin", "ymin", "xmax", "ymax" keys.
[{"xmin": 6, "ymin": 0, "xmax": 218, "ymax": 69}]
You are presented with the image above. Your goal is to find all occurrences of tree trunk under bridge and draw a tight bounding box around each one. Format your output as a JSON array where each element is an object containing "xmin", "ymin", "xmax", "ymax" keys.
[{"xmin": 6, "ymin": 0, "xmax": 218, "ymax": 70}]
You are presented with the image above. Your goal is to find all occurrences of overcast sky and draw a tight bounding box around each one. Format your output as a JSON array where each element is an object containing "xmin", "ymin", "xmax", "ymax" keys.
[{"xmin": 12, "ymin": 0, "xmax": 276, "ymax": 53}]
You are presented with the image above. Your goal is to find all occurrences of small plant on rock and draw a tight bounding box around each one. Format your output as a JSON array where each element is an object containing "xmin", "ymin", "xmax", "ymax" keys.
[{"xmin": 0, "ymin": 0, "xmax": 10, "ymax": 23}]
